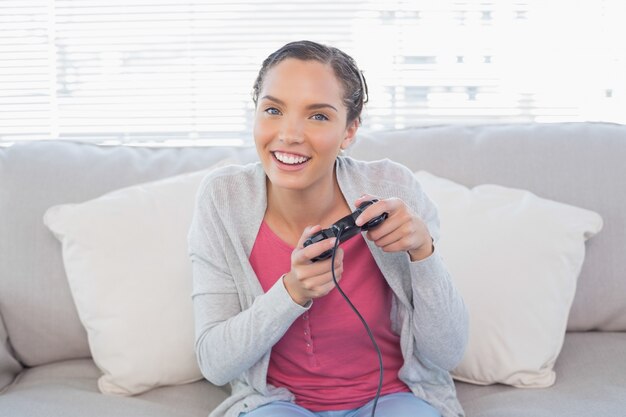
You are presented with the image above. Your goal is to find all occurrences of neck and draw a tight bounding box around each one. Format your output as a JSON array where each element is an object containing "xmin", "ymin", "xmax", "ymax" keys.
[{"xmin": 265, "ymin": 167, "xmax": 347, "ymax": 238}]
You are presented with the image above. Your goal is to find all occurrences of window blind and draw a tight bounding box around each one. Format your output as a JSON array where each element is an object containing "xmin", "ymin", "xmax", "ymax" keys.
[{"xmin": 1, "ymin": 0, "xmax": 624, "ymax": 145}]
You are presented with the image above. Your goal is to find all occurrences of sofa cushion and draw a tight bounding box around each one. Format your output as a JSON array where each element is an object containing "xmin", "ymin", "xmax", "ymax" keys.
[
  {"xmin": 0, "ymin": 141, "xmax": 257, "ymax": 367},
  {"xmin": 3, "ymin": 334, "xmax": 623, "ymax": 417},
  {"xmin": 455, "ymin": 332, "xmax": 626, "ymax": 416},
  {"xmin": 349, "ymin": 122, "xmax": 626, "ymax": 331},
  {"xmin": 43, "ymin": 164, "xmax": 233, "ymax": 395},
  {"xmin": 415, "ymin": 170, "xmax": 602, "ymax": 387},
  {"xmin": 0, "ymin": 359, "xmax": 228, "ymax": 417}
]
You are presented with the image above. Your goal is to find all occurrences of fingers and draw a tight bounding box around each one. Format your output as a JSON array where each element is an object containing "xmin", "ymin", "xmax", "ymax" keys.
[
  {"xmin": 354, "ymin": 196, "xmax": 398, "ymax": 227},
  {"xmin": 366, "ymin": 224, "xmax": 417, "ymax": 253},
  {"xmin": 364, "ymin": 205, "xmax": 411, "ymax": 240},
  {"xmin": 285, "ymin": 227, "xmax": 345, "ymax": 305},
  {"xmin": 296, "ymin": 249, "xmax": 344, "ymax": 290},
  {"xmin": 355, "ymin": 193, "xmax": 378, "ymax": 208},
  {"xmin": 355, "ymin": 195, "xmax": 431, "ymax": 255},
  {"xmin": 293, "ymin": 235, "xmax": 338, "ymax": 265},
  {"xmin": 296, "ymin": 224, "xmax": 322, "ymax": 249}
]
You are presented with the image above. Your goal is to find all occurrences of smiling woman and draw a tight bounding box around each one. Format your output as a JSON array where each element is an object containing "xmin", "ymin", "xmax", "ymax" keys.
[
  {"xmin": 254, "ymin": 58, "xmax": 358, "ymax": 206},
  {"xmin": 188, "ymin": 40, "xmax": 469, "ymax": 417}
]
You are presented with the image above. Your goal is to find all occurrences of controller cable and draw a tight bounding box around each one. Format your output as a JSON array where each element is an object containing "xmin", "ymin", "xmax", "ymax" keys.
[{"xmin": 330, "ymin": 226, "xmax": 383, "ymax": 417}]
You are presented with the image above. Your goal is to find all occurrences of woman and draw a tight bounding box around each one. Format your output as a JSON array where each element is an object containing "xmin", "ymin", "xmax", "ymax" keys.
[{"xmin": 188, "ymin": 40, "xmax": 468, "ymax": 417}]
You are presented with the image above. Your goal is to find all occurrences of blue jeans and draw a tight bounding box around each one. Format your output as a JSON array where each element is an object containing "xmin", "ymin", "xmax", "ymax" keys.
[{"xmin": 239, "ymin": 392, "xmax": 441, "ymax": 417}]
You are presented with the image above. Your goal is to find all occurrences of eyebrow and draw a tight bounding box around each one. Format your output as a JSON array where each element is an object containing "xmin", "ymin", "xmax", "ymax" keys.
[{"xmin": 261, "ymin": 95, "xmax": 338, "ymax": 113}]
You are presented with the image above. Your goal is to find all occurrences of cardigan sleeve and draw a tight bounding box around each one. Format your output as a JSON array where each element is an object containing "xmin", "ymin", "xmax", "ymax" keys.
[
  {"xmin": 403, "ymin": 168, "xmax": 469, "ymax": 371},
  {"xmin": 187, "ymin": 175, "xmax": 309, "ymax": 386}
]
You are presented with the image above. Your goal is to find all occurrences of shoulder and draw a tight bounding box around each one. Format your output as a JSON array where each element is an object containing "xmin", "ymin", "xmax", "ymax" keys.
[
  {"xmin": 337, "ymin": 156, "xmax": 418, "ymax": 191},
  {"xmin": 197, "ymin": 162, "xmax": 264, "ymax": 201},
  {"xmin": 336, "ymin": 156, "xmax": 437, "ymax": 229}
]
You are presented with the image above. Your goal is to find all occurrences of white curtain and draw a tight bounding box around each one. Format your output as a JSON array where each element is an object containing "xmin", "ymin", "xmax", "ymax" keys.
[{"xmin": 1, "ymin": 0, "xmax": 624, "ymax": 144}]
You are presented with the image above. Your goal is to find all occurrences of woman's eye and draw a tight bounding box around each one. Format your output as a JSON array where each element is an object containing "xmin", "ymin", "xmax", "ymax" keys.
[
  {"xmin": 265, "ymin": 107, "xmax": 280, "ymax": 116},
  {"xmin": 311, "ymin": 113, "xmax": 329, "ymax": 121}
]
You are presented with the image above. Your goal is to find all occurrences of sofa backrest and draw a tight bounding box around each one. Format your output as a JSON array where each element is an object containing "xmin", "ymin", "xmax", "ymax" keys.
[
  {"xmin": 348, "ymin": 122, "xmax": 626, "ymax": 332},
  {"xmin": 0, "ymin": 141, "xmax": 257, "ymax": 369},
  {"xmin": 0, "ymin": 122, "xmax": 624, "ymax": 375}
]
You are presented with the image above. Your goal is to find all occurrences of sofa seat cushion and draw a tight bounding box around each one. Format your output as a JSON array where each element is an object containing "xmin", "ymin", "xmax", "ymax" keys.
[
  {"xmin": 455, "ymin": 332, "xmax": 626, "ymax": 416},
  {"xmin": 0, "ymin": 359, "xmax": 228, "ymax": 417},
  {"xmin": 2, "ymin": 333, "xmax": 623, "ymax": 416},
  {"xmin": 0, "ymin": 317, "xmax": 21, "ymax": 393}
]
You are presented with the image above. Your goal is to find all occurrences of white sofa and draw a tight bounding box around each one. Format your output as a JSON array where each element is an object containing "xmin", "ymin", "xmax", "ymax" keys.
[{"xmin": 1, "ymin": 122, "xmax": 625, "ymax": 416}]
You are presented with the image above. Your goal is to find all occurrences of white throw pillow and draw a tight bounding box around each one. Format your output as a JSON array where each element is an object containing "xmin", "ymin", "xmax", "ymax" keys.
[
  {"xmin": 43, "ymin": 160, "xmax": 232, "ymax": 395},
  {"xmin": 414, "ymin": 170, "xmax": 603, "ymax": 387}
]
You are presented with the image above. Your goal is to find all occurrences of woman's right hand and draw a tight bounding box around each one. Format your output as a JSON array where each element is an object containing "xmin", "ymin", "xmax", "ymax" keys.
[{"xmin": 283, "ymin": 225, "xmax": 344, "ymax": 306}]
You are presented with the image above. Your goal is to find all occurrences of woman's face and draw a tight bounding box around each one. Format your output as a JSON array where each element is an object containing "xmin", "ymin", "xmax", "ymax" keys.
[{"xmin": 254, "ymin": 58, "xmax": 358, "ymax": 193}]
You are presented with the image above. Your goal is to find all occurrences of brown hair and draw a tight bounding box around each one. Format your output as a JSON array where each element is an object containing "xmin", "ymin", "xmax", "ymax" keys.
[{"xmin": 252, "ymin": 40, "xmax": 368, "ymax": 125}]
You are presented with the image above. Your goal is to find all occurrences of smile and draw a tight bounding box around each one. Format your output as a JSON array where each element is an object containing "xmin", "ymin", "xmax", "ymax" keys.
[{"xmin": 272, "ymin": 151, "xmax": 311, "ymax": 165}]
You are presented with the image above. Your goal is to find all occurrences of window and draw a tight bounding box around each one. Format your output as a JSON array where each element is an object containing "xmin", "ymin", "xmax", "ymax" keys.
[{"xmin": 1, "ymin": 0, "xmax": 624, "ymax": 145}]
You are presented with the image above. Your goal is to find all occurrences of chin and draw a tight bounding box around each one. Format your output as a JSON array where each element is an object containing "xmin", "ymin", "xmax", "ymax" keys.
[{"xmin": 267, "ymin": 174, "xmax": 311, "ymax": 192}]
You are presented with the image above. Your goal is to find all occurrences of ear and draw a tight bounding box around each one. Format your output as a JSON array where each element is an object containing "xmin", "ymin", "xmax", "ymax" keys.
[{"xmin": 340, "ymin": 119, "xmax": 359, "ymax": 150}]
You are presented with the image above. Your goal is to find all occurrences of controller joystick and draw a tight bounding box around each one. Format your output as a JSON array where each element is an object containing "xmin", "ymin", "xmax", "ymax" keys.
[{"xmin": 303, "ymin": 199, "xmax": 388, "ymax": 262}]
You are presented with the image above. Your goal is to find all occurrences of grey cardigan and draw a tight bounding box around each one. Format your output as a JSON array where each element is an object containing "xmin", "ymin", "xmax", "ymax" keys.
[{"xmin": 188, "ymin": 156, "xmax": 468, "ymax": 417}]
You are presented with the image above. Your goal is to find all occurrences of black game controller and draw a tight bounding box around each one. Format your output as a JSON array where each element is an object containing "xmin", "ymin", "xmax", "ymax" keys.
[{"xmin": 303, "ymin": 199, "xmax": 388, "ymax": 262}]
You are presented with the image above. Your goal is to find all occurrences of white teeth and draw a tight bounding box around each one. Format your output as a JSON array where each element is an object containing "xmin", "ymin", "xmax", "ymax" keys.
[{"xmin": 274, "ymin": 151, "xmax": 310, "ymax": 165}]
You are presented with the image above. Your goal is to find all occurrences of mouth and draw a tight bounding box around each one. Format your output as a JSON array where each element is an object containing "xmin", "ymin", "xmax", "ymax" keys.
[{"xmin": 271, "ymin": 151, "xmax": 311, "ymax": 166}]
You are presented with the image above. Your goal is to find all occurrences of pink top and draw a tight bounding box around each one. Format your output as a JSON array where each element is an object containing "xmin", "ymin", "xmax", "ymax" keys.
[{"xmin": 249, "ymin": 221, "xmax": 410, "ymax": 411}]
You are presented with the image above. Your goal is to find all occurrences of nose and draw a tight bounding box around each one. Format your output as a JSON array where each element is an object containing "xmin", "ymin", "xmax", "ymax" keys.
[{"xmin": 278, "ymin": 115, "xmax": 304, "ymax": 144}]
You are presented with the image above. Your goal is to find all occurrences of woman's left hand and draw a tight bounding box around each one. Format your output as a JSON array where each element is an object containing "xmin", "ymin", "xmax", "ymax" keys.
[{"xmin": 354, "ymin": 194, "xmax": 434, "ymax": 262}]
